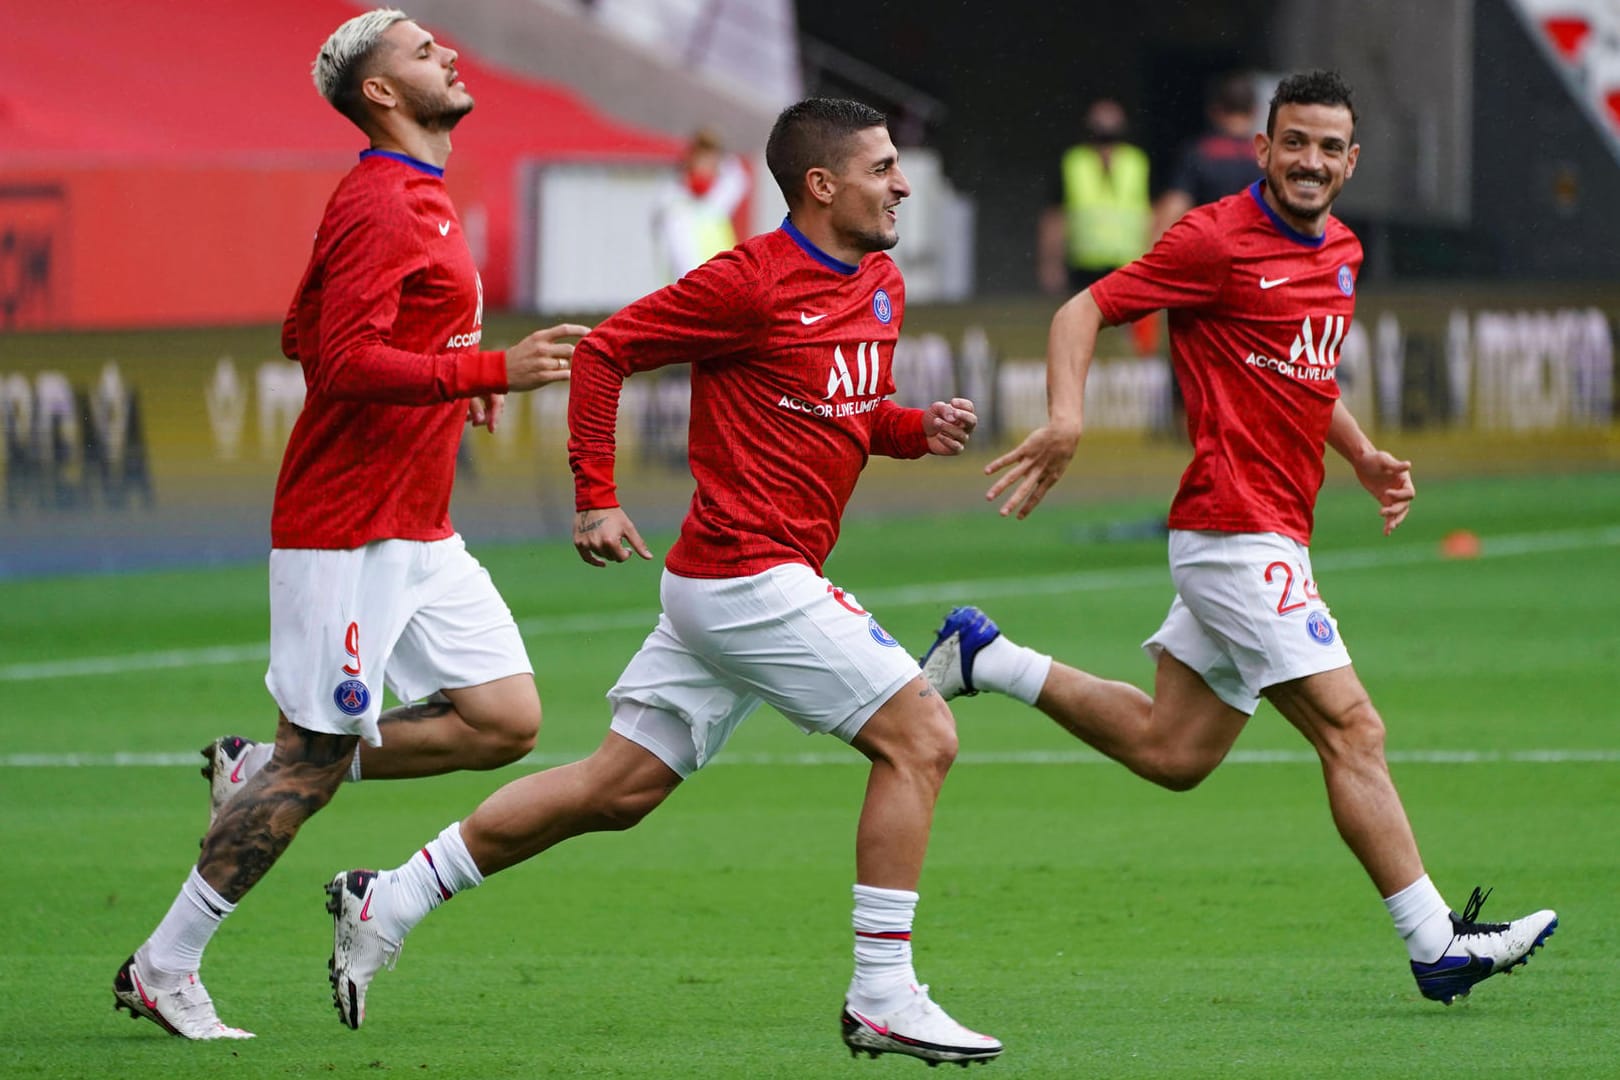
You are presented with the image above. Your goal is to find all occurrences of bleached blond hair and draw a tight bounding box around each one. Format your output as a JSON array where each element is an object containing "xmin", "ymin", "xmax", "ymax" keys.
[{"xmin": 312, "ymin": 8, "xmax": 411, "ymax": 122}]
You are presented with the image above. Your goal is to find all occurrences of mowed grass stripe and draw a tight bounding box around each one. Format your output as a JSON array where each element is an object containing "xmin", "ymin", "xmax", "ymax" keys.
[
  {"xmin": 7, "ymin": 747, "xmax": 1620, "ymax": 768},
  {"xmin": 2, "ymin": 522, "xmax": 1616, "ymax": 684}
]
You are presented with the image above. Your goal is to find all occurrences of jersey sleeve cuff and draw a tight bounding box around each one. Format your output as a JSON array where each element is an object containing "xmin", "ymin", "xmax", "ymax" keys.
[
  {"xmin": 451, "ymin": 350, "xmax": 509, "ymax": 398},
  {"xmin": 572, "ymin": 459, "xmax": 618, "ymax": 510}
]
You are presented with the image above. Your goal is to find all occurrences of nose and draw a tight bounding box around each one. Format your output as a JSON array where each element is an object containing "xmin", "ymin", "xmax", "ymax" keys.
[
  {"xmin": 440, "ymin": 44, "xmax": 458, "ymax": 66},
  {"xmin": 892, "ymin": 165, "xmax": 912, "ymax": 199}
]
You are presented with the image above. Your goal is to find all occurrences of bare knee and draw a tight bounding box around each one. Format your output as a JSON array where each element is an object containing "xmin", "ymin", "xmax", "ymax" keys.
[
  {"xmin": 590, "ymin": 783, "xmax": 669, "ymax": 832},
  {"xmin": 876, "ymin": 699, "xmax": 959, "ymax": 783},
  {"xmin": 1139, "ymin": 744, "xmax": 1220, "ymax": 792},
  {"xmin": 468, "ymin": 698, "xmax": 541, "ymax": 769},
  {"xmin": 1320, "ymin": 697, "xmax": 1388, "ymax": 763}
]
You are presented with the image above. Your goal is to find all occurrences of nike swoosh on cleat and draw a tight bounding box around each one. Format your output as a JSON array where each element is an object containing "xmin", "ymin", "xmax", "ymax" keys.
[
  {"xmin": 229, "ymin": 758, "xmax": 245, "ymax": 784},
  {"xmin": 848, "ymin": 1008, "xmax": 889, "ymax": 1036},
  {"xmin": 132, "ymin": 969, "xmax": 160, "ymax": 1011},
  {"xmin": 359, "ymin": 893, "xmax": 373, "ymax": 922}
]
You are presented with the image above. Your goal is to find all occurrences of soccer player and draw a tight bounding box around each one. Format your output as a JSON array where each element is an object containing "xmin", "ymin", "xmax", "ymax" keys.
[
  {"xmin": 922, "ymin": 71, "xmax": 1556, "ymax": 1006},
  {"xmin": 322, "ymin": 98, "xmax": 1003, "ymax": 1067},
  {"xmin": 111, "ymin": 9, "xmax": 584, "ymax": 1039}
]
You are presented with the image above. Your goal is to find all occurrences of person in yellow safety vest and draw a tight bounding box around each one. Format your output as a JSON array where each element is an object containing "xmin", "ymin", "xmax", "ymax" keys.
[
  {"xmin": 654, "ymin": 126, "xmax": 753, "ymax": 283},
  {"xmin": 1038, "ymin": 99, "xmax": 1159, "ymax": 355}
]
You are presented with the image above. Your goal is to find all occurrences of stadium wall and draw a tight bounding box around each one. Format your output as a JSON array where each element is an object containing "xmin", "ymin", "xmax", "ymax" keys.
[{"xmin": 1, "ymin": 286, "xmax": 1616, "ymax": 578}]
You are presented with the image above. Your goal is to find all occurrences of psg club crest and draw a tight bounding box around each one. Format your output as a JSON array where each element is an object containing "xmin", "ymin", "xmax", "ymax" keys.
[
  {"xmin": 334, "ymin": 679, "xmax": 371, "ymax": 716},
  {"xmin": 868, "ymin": 616, "xmax": 900, "ymax": 647},
  {"xmin": 872, "ymin": 288, "xmax": 893, "ymax": 324},
  {"xmin": 1337, "ymin": 265, "xmax": 1355, "ymax": 296},
  {"xmin": 1306, "ymin": 610, "xmax": 1336, "ymax": 646}
]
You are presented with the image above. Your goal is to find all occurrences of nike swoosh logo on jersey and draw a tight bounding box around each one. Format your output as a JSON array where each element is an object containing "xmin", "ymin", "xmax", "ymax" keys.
[
  {"xmin": 800, "ymin": 311, "xmax": 829, "ymax": 324},
  {"xmin": 438, "ymin": 221, "xmax": 451, "ymax": 236},
  {"xmin": 1259, "ymin": 276, "xmax": 1290, "ymax": 289}
]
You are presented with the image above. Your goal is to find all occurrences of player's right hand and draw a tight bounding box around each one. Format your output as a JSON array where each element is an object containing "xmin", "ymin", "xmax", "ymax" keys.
[
  {"xmin": 984, "ymin": 421, "xmax": 1082, "ymax": 520},
  {"xmin": 573, "ymin": 506, "xmax": 654, "ymax": 567},
  {"xmin": 506, "ymin": 323, "xmax": 591, "ymax": 392}
]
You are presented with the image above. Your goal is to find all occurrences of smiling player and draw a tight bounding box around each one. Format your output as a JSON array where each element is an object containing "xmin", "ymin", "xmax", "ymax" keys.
[{"xmin": 922, "ymin": 70, "xmax": 1556, "ymax": 1006}]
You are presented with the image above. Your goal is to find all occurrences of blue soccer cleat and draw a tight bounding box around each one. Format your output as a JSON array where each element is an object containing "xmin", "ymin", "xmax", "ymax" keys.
[
  {"xmin": 919, "ymin": 606, "xmax": 1001, "ymax": 700},
  {"xmin": 1410, "ymin": 887, "xmax": 1558, "ymax": 1005}
]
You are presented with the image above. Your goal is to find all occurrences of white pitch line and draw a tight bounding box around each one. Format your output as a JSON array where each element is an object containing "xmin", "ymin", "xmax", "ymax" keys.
[
  {"xmin": 3, "ymin": 748, "xmax": 1618, "ymax": 769},
  {"xmin": 2, "ymin": 524, "xmax": 1616, "ymax": 684}
]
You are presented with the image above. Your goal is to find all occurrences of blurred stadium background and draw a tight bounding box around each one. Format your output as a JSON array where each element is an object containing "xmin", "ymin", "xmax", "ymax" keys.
[{"xmin": 2, "ymin": 0, "xmax": 1616, "ymax": 573}]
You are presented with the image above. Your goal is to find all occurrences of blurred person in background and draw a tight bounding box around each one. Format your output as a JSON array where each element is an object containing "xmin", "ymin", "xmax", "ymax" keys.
[
  {"xmin": 111, "ymin": 8, "xmax": 584, "ymax": 1040},
  {"xmin": 322, "ymin": 97, "xmax": 1001, "ymax": 1068},
  {"xmin": 653, "ymin": 125, "xmax": 752, "ymax": 283},
  {"xmin": 927, "ymin": 70, "xmax": 1557, "ymax": 1008},
  {"xmin": 1040, "ymin": 98, "xmax": 1158, "ymax": 356},
  {"xmin": 1152, "ymin": 70, "xmax": 1264, "ymax": 239},
  {"xmin": 1153, "ymin": 71, "xmax": 1264, "ymax": 438}
]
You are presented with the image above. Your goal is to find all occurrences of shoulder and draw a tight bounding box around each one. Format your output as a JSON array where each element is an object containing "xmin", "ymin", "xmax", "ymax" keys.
[
  {"xmin": 327, "ymin": 160, "xmax": 421, "ymax": 235},
  {"xmin": 1159, "ymin": 199, "xmax": 1230, "ymax": 263}
]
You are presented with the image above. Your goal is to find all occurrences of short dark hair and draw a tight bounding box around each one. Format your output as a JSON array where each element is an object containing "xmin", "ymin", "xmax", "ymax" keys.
[
  {"xmin": 1208, "ymin": 71, "xmax": 1256, "ymax": 117},
  {"xmin": 765, "ymin": 98, "xmax": 888, "ymax": 207},
  {"xmin": 1266, "ymin": 70, "xmax": 1357, "ymax": 139}
]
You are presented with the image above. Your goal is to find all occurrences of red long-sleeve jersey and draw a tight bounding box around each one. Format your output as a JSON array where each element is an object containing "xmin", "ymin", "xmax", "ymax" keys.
[
  {"xmin": 272, "ymin": 151, "xmax": 507, "ymax": 549},
  {"xmin": 569, "ymin": 220, "xmax": 928, "ymax": 578}
]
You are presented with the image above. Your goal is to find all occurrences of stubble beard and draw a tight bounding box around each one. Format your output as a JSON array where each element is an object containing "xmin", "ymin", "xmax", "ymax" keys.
[{"xmin": 400, "ymin": 82, "xmax": 474, "ymax": 133}]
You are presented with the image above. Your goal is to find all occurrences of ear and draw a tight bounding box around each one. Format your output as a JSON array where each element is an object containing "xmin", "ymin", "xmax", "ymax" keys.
[
  {"xmin": 804, "ymin": 166, "xmax": 837, "ymax": 208},
  {"xmin": 1344, "ymin": 143, "xmax": 1360, "ymax": 179},
  {"xmin": 1253, "ymin": 131, "xmax": 1269, "ymax": 170},
  {"xmin": 361, "ymin": 74, "xmax": 397, "ymax": 111}
]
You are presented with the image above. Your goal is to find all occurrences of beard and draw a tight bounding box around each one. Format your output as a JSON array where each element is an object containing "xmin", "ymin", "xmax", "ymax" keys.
[
  {"xmin": 1268, "ymin": 167, "xmax": 1341, "ymax": 224},
  {"xmin": 845, "ymin": 221, "xmax": 900, "ymax": 254},
  {"xmin": 399, "ymin": 81, "xmax": 474, "ymax": 133}
]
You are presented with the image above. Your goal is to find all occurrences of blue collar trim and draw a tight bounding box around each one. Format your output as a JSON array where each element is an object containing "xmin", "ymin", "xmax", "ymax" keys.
[
  {"xmin": 781, "ymin": 216, "xmax": 859, "ymax": 275},
  {"xmin": 360, "ymin": 149, "xmax": 444, "ymax": 178},
  {"xmin": 1248, "ymin": 180, "xmax": 1325, "ymax": 248}
]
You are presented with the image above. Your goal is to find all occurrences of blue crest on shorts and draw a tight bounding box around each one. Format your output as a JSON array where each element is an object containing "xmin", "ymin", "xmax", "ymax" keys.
[
  {"xmin": 1337, "ymin": 265, "xmax": 1354, "ymax": 296},
  {"xmin": 873, "ymin": 288, "xmax": 893, "ymax": 324},
  {"xmin": 1306, "ymin": 610, "xmax": 1336, "ymax": 645},
  {"xmin": 334, "ymin": 679, "xmax": 371, "ymax": 715},
  {"xmin": 868, "ymin": 616, "xmax": 900, "ymax": 647}
]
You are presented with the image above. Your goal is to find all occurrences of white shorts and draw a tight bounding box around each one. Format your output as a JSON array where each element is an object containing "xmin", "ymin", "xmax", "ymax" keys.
[
  {"xmin": 265, "ymin": 534, "xmax": 531, "ymax": 745},
  {"xmin": 607, "ymin": 564, "xmax": 921, "ymax": 777},
  {"xmin": 1143, "ymin": 530, "xmax": 1352, "ymax": 715}
]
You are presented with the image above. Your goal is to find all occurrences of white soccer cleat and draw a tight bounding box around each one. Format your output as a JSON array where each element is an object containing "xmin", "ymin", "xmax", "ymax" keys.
[
  {"xmin": 112, "ymin": 947, "xmax": 254, "ymax": 1040},
  {"xmin": 326, "ymin": 869, "xmax": 403, "ymax": 1030},
  {"xmin": 841, "ymin": 984, "xmax": 1002, "ymax": 1067},
  {"xmin": 199, "ymin": 735, "xmax": 263, "ymax": 828},
  {"xmin": 919, "ymin": 607, "xmax": 1002, "ymax": 701},
  {"xmin": 1410, "ymin": 887, "xmax": 1557, "ymax": 1005}
]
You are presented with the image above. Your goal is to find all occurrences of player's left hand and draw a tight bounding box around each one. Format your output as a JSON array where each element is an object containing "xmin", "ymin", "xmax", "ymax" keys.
[
  {"xmin": 923, "ymin": 397, "xmax": 977, "ymax": 455},
  {"xmin": 466, "ymin": 393, "xmax": 506, "ymax": 433},
  {"xmin": 1353, "ymin": 449, "xmax": 1415, "ymax": 535}
]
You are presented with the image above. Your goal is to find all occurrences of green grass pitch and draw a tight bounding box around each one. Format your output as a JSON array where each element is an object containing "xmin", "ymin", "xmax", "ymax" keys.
[{"xmin": 2, "ymin": 471, "xmax": 1617, "ymax": 1078}]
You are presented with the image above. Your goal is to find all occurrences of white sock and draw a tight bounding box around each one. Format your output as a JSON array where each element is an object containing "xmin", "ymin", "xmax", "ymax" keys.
[
  {"xmin": 144, "ymin": 867, "xmax": 236, "ymax": 978},
  {"xmin": 377, "ymin": 821, "xmax": 484, "ymax": 942},
  {"xmin": 848, "ymin": 884, "xmax": 919, "ymax": 1010},
  {"xmin": 1384, "ymin": 874, "xmax": 1454, "ymax": 962},
  {"xmin": 970, "ymin": 635, "xmax": 1052, "ymax": 705},
  {"xmin": 348, "ymin": 744, "xmax": 363, "ymax": 783}
]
